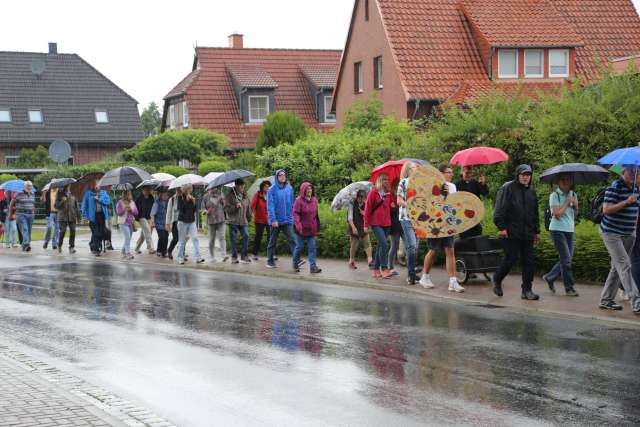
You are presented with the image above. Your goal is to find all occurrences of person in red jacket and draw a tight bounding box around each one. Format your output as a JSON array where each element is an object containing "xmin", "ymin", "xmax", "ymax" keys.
[
  {"xmin": 364, "ymin": 173, "xmax": 392, "ymax": 279},
  {"xmin": 293, "ymin": 182, "xmax": 322, "ymax": 274},
  {"xmin": 250, "ymin": 180, "xmax": 271, "ymax": 260}
]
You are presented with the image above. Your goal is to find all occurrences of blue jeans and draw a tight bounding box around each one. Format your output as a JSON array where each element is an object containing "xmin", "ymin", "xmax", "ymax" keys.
[
  {"xmin": 293, "ymin": 234, "xmax": 317, "ymax": 269},
  {"xmin": 177, "ymin": 221, "xmax": 201, "ymax": 262},
  {"xmin": 546, "ymin": 231, "xmax": 575, "ymax": 291},
  {"xmin": 4, "ymin": 219, "xmax": 17, "ymax": 246},
  {"xmin": 267, "ymin": 224, "xmax": 296, "ymax": 264},
  {"xmin": 632, "ymin": 236, "xmax": 640, "ymax": 293},
  {"xmin": 16, "ymin": 213, "xmax": 33, "ymax": 249},
  {"xmin": 228, "ymin": 224, "xmax": 249, "ymax": 259},
  {"xmin": 121, "ymin": 224, "xmax": 133, "ymax": 255},
  {"xmin": 44, "ymin": 213, "xmax": 60, "ymax": 247},
  {"xmin": 371, "ymin": 226, "xmax": 389, "ymax": 270},
  {"xmin": 400, "ymin": 220, "xmax": 418, "ymax": 279}
]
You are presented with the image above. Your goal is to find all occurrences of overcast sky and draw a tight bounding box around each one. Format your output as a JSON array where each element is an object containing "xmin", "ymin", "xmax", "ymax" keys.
[{"xmin": 3, "ymin": 0, "xmax": 639, "ymax": 114}]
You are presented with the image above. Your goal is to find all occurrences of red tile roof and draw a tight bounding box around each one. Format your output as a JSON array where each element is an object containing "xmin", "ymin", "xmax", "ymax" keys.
[
  {"xmin": 300, "ymin": 65, "xmax": 338, "ymax": 89},
  {"xmin": 164, "ymin": 69, "xmax": 199, "ymax": 99},
  {"xmin": 368, "ymin": 0, "xmax": 640, "ymax": 103},
  {"xmin": 171, "ymin": 47, "xmax": 340, "ymax": 149},
  {"xmin": 461, "ymin": 0, "xmax": 583, "ymax": 48},
  {"xmin": 227, "ymin": 65, "xmax": 278, "ymax": 88}
]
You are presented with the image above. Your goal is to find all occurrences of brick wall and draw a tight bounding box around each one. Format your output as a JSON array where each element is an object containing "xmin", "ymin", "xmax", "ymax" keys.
[{"xmin": 0, "ymin": 144, "xmax": 132, "ymax": 167}]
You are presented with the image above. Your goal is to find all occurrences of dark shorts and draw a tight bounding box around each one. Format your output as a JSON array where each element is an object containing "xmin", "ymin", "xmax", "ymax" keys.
[{"xmin": 427, "ymin": 236, "xmax": 455, "ymax": 251}]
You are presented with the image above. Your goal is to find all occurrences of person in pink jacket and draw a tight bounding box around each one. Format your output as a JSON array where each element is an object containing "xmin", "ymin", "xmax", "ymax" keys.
[
  {"xmin": 364, "ymin": 173, "xmax": 392, "ymax": 279},
  {"xmin": 293, "ymin": 182, "xmax": 321, "ymax": 274},
  {"xmin": 116, "ymin": 191, "xmax": 138, "ymax": 260}
]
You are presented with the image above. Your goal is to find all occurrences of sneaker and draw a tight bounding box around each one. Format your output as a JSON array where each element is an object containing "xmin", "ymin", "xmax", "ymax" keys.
[
  {"xmin": 492, "ymin": 279, "xmax": 503, "ymax": 297},
  {"xmin": 310, "ymin": 266, "xmax": 322, "ymax": 274},
  {"xmin": 293, "ymin": 265, "xmax": 300, "ymax": 273},
  {"xmin": 448, "ymin": 280, "xmax": 465, "ymax": 293},
  {"xmin": 406, "ymin": 276, "xmax": 417, "ymax": 285},
  {"xmin": 168, "ymin": 253, "xmax": 173, "ymax": 260},
  {"xmin": 149, "ymin": 250, "xmax": 156, "ymax": 255},
  {"xmin": 381, "ymin": 269, "xmax": 393, "ymax": 279},
  {"xmin": 565, "ymin": 289, "xmax": 579, "ymax": 297},
  {"xmin": 52, "ymin": 246, "xmax": 57, "ymax": 250},
  {"xmin": 542, "ymin": 274, "xmax": 556, "ymax": 293},
  {"xmin": 43, "ymin": 243, "xmax": 48, "ymax": 249},
  {"xmin": 633, "ymin": 306, "xmax": 640, "ymax": 315},
  {"xmin": 266, "ymin": 262, "xmax": 277, "ymax": 269},
  {"xmin": 240, "ymin": 257, "xmax": 251, "ymax": 264},
  {"xmin": 231, "ymin": 258, "xmax": 239, "ymax": 264},
  {"xmin": 599, "ymin": 301, "xmax": 623, "ymax": 311},
  {"xmin": 419, "ymin": 275, "xmax": 435, "ymax": 289},
  {"xmin": 26, "ymin": 246, "xmax": 31, "ymax": 252},
  {"xmin": 197, "ymin": 258, "xmax": 205, "ymax": 264},
  {"xmin": 179, "ymin": 259, "xmax": 185, "ymax": 265},
  {"xmin": 252, "ymin": 256, "xmax": 259, "ymax": 261},
  {"xmin": 223, "ymin": 256, "xmax": 229, "ymax": 262},
  {"xmin": 70, "ymin": 248, "xmax": 76, "ymax": 254},
  {"xmin": 521, "ymin": 291, "xmax": 540, "ymax": 301}
]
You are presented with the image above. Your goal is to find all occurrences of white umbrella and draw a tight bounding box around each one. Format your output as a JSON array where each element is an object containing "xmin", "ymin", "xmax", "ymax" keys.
[
  {"xmin": 169, "ymin": 174, "xmax": 205, "ymax": 189},
  {"xmin": 203, "ymin": 172, "xmax": 235, "ymax": 188},
  {"xmin": 331, "ymin": 181, "xmax": 373, "ymax": 211},
  {"xmin": 247, "ymin": 176, "xmax": 274, "ymax": 201}
]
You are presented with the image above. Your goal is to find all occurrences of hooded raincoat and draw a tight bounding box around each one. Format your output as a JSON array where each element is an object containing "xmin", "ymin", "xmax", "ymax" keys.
[
  {"xmin": 293, "ymin": 182, "xmax": 320, "ymax": 237},
  {"xmin": 267, "ymin": 169, "xmax": 294, "ymax": 225},
  {"xmin": 493, "ymin": 164, "xmax": 540, "ymax": 239}
]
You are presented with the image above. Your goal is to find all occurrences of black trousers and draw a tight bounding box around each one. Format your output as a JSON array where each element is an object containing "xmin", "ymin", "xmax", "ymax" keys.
[
  {"xmin": 58, "ymin": 221, "xmax": 76, "ymax": 248},
  {"xmin": 493, "ymin": 238, "xmax": 535, "ymax": 292},
  {"xmin": 252, "ymin": 223, "xmax": 271, "ymax": 256},
  {"xmin": 168, "ymin": 221, "xmax": 179, "ymax": 255},
  {"xmin": 89, "ymin": 212, "xmax": 105, "ymax": 253},
  {"xmin": 460, "ymin": 224, "xmax": 483, "ymax": 240},
  {"xmin": 157, "ymin": 229, "xmax": 169, "ymax": 256}
]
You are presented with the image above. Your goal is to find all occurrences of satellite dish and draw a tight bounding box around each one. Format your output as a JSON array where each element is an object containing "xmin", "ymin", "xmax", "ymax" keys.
[
  {"xmin": 48, "ymin": 139, "xmax": 72, "ymax": 164},
  {"xmin": 31, "ymin": 59, "xmax": 46, "ymax": 78}
]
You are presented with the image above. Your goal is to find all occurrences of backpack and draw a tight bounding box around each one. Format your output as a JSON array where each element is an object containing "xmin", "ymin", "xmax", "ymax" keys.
[
  {"xmin": 544, "ymin": 191, "xmax": 560, "ymax": 231},
  {"xmin": 588, "ymin": 187, "xmax": 607, "ymax": 224}
]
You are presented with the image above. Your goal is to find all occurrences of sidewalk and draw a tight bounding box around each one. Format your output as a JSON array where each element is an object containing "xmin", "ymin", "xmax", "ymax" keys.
[{"xmin": 3, "ymin": 230, "xmax": 640, "ymax": 328}]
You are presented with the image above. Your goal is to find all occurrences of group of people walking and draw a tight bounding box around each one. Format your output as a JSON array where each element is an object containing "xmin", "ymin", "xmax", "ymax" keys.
[{"xmin": 1, "ymin": 162, "xmax": 638, "ymax": 315}]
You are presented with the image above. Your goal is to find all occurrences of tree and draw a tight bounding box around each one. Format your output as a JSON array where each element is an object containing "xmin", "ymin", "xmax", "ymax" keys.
[
  {"xmin": 343, "ymin": 95, "xmax": 384, "ymax": 131},
  {"xmin": 15, "ymin": 146, "xmax": 53, "ymax": 169},
  {"xmin": 256, "ymin": 112, "xmax": 308, "ymax": 153},
  {"xmin": 140, "ymin": 102, "xmax": 162, "ymax": 138},
  {"xmin": 159, "ymin": 165, "xmax": 188, "ymax": 177},
  {"xmin": 198, "ymin": 156, "xmax": 230, "ymax": 175}
]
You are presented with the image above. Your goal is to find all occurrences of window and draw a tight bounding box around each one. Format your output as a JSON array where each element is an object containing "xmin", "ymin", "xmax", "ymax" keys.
[
  {"xmin": 0, "ymin": 109, "xmax": 11, "ymax": 123},
  {"xmin": 365, "ymin": 0, "xmax": 369, "ymax": 21},
  {"xmin": 248, "ymin": 96, "xmax": 269, "ymax": 123},
  {"xmin": 354, "ymin": 62, "xmax": 363, "ymax": 93},
  {"xmin": 95, "ymin": 110, "xmax": 109, "ymax": 123},
  {"xmin": 182, "ymin": 101, "xmax": 189, "ymax": 128},
  {"xmin": 28, "ymin": 110, "xmax": 43, "ymax": 123},
  {"xmin": 498, "ymin": 49, "xmax": 518, "ymax": 78},
  {"xmin": 524, "ymin": 50, "xmax": 543, "ymax": 78},
  {"xmin": 5, "ymin": 156, "xmax": 18, "ymax": 166},
  {"xmin": 169, "ymin": 105, "xmax": 175, "ymax": 129},
  {"xmin": 549, "ymin": 49, "xmax": 569, "ymax": 77},
  {"xmin": 374, "ymin": 56, "xmax": 383, "ymax": 89},
  {"xmin": 323, "ymin": 96, "xmax": 336, "ymax": 123}
]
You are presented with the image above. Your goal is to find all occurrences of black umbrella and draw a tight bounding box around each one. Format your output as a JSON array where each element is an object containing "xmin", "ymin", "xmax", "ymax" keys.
[
  {"xmin": 49, "ymin": 178, "xmax": 76, "ymax": 189},
  {"xmin": 540, "ymin": 163, "xmax": 611, "ymax": 185},
  {"xmin": 98, "ymin": 166, "xmax": 152, "ymax": 188},
  {"xmin": 206, "ymin": 169, "xmax": 255, "ymax": 190},
  {"xmin": 137, "ymin": 178, "xmax": 162, "ymax": 189}
]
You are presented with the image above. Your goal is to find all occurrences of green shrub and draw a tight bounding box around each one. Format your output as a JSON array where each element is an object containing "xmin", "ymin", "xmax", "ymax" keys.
[
  {"xmin": 124, "ymin": 129, "xmax": 228, "ymax": 165},
  {"xmin": 159, "ymin": 165, "xmax": 188, "ymax": 177},
  {"xmin": 198, "ymin": 156, "xmax": 230, "ymax": 175},
  {"xmin": 256, "ymin": 112, "xmax": 308, "ymax": 153},
  {"xmin": 0, "ymin": 174, "xmax": 18, "ymax": 184},
  {"xmin": 344, "ymin": 94, "xmax": 384, "ymax": 131}
]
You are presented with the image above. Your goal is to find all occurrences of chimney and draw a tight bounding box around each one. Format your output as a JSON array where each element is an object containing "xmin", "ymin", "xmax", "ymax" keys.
[
  {"xmin": 228, "ymin": 33, "xmax": 243, "ymax": 49},
  {"xmin": 48, "ymin": 42, "xmax": 57, "ymax": 54}
]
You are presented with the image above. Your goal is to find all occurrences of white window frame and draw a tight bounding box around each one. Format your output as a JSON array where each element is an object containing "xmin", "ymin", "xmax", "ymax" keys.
[
  {"xmin": 169, "ymin": 104, "xmax": 176, "ymax": 129},
  {"xmin": 524, "ymin": 49, "xmax": 544, "ymax": 78},
  {"xmin": 95, "ymin": 110, "xmax": 109, "ymax": 124},
  {"xmin": 28, "ymin": 109, "xmax": 43, "ymax": 123},
  {"xmin": 5, "ymin": 156, "xmax": 18, "ymax": 166},
  {"xmin": 182, "ymin": 101, "xmax": 189, "ymax": 128},
  {"xmin": 498, "ymin": 49, "xmax": 519, "ymax": 78},
  {"xmin": 248, "ymin": 95, "xmax": 269, "ymax": 123},
  {"xmin": 549, "ymin": 49, "xmax": 569, "ymax": 78},
  {"xmin": 0, "ymin": 109, "xmax": 11, "ymax": 123},
  {"xmin": 323, "ymin": 96, "xmax": 336, "ymax": 123}
]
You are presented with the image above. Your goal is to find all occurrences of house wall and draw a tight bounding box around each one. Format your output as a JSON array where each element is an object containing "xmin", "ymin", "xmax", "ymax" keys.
[
  {"xmin": 0, "ymin": 144, "xmax": 131, "ymax": 167},
  {"xmin": 335, "ymin": 0, "xmax": 408, "ymax": 126}
]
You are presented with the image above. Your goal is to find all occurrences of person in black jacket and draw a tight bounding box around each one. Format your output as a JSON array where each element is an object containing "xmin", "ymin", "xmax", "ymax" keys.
[
  {"xmin": 492, "ymin": 164, "xmax": 541, "ymax": 300},
  {"xmin": 455, "ymin": 165, "xmax": 489, "ymax": 239}
]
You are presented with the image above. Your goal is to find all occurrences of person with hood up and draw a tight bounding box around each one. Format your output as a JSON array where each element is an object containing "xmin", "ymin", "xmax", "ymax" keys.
[
  {"xmin": 266, "ymin": 169, "xmax": 297, "ymax": 269},
  {"xmin": 81, "ymin": 180, "xmax": 111, "ymax": 256},
  {"xmin": 225, "ymin": 179, "xmax": 252, "ymax": 264},
  {"xmin": 293, "ymin": 182, "xmax": 322, "ymax": 274},
  {"xmin": 492, "ymin": 164, "xmax": 541, "ymax": 300}
]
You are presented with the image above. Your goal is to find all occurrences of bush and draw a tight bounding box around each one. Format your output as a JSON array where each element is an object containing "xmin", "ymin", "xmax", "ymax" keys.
[
  {"xmin": 159, "ymin": 165, "xmax": 188, "ymax": 177},
  {"xmin": 124, "ymin": 129, "xmax": 228, "ymax": 165},
  {"xmin": 198, "ymin": 156, "xmax": 230, "ymax": 175},
  {"xmin": 343, "ymin": 94, "xmax": 384, "ymax": 131},
  {"xmin": 256, "ymin": 112, "xmax": 308, "ymax": 153}
]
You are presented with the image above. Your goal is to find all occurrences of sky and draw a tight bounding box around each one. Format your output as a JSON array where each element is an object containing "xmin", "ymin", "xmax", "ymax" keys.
[{"xmin": 2, "ymin": 0, "xmax": 640, "ymax": 114}]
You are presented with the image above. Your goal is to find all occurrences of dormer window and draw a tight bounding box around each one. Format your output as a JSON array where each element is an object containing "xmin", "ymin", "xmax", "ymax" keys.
[
  {"xmin": 524, "ymin": 50, "xmax": 544, "ymax": 78},
  {"xmin": 28, "ymin": 110, "xmax": 43, "ymax": 123},
  {"xmin": 549, "ymin": 49, "xmax": 569, "ymax": 77},
  {"xmin": 95, "ymin": 110, "xmax": 109, "ymax": 123},
  {"xmin": 323, "ymin": 96, "xmax": 336, "ymax": 123},
  {"xmin": 0, "ymin": 109, "xmax": 11, "ymax": 123},
  {"xmin": 248, "ymin": 96, "xmax": 269, "ymax": 123},
  {"xmin": 498, "ymin": 49, "xmax": 518, "ymax": 78}
]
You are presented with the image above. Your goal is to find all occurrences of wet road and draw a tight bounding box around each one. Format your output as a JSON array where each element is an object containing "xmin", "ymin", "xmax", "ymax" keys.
[{"xmin": 0, "ymin": 255, "xmax": 639, "ymax": 426}]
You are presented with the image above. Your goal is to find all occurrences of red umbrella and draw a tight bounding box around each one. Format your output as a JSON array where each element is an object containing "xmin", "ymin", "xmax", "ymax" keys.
[
  {"xmin": 370, "ymin": 160, "xmax": 408, "ymax": 185},
  {"xmin": 450, "ymin": 147, "xmax": 509, "ymax": 166}
]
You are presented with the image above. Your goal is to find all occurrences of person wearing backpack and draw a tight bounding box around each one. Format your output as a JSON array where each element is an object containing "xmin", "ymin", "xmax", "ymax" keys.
[
  {"xmin": 542, "ymin": 174, "xmax": 579, "ymax": 296},
  {"xmin": 598, "ymin": 167, "xmax": 640, "ymax": 314}
]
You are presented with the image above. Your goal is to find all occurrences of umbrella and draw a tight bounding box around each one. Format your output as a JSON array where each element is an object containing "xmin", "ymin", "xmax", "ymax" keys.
[
  {"xmin": 247, "ymin": 176, "xmax": 274, "ymax": 201},
  {"xmin": 137, "ymin": 178, "xmax": 161, "ymax": 189},
  {"xmin": 169, "ymin": 174, "xmax": 206, "ymax": 189},
  {"xmin": 113, "ymin": 183, "xmax": 134, "ymax": 191},
  {"xmin": 203, "ymin": 172, "xmax": 235, "ymax": 188},
  {"xmin": 151, "ymin": 172, "xmax": 176, "ymax": 182},
  {"xmin": 539, "ymin": 163, "xmax": 610, "ymax": 185},
  {"xmin": 370, "ymin": 159, "xmax": 413, "ymax": 185},
  {"xmin": 610, "ymin": 165, "xmax": 623, "ymax": 175},
  {"xmin": 450, "ymin": 147, "xmax": 509, "ymax": 166},
  {"xmin": 402, "ymin": 158, "xmax": 429, "ymax": 166},
  {"xmin": 50, "ymin": 178, "xmax": 76, "ymax": 189},
  {"xmin": 99, "ymin": 166, "xmax": 151, "ymax": 188},
  {"xmin": 0, "ymin": 179, "xmax": 29, "ymax": 193},
  {"xmin": 206, "ymin": 169, "xmax": 255, "ymax": 190},
  {"xmin": 597, "ymin": 146, "xmax": 640, "ymax": 166},
  {"xmin": 331, "ymin": 181, "xmax": 373, "ymax": 211}
]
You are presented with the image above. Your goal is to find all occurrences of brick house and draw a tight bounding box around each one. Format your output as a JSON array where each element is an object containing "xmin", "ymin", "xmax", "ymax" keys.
[
  {"xmin": 332, "ymin": 0, "xmax": 640, "ymax": 125},
  {"xmin": 0, "ymin": 43, "xmax": 143, "ymax": 166},
  {"xmin": 161, "ymin": 34, "xmax": 342, "ymax": 150}
]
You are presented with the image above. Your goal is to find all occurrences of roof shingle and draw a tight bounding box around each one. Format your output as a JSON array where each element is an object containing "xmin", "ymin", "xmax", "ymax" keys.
[
  {"xmin": 300, "ymin": 65, "xmax": 338, "ymax": 89},
  {"xmin": 227, "ymin": 65, "xmax": 278, "ymax": 88}
]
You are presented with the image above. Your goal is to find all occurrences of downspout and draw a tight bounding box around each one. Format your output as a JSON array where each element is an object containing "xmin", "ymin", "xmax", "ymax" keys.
[{"xmin": 411, "ymin": 99, "xmax": 421, "ymax": 121}]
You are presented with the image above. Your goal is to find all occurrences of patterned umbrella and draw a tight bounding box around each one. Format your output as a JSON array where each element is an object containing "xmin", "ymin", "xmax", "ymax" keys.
[{"xmin": 331, "ymin": 181, "xmax": 373, "ymax": 211}]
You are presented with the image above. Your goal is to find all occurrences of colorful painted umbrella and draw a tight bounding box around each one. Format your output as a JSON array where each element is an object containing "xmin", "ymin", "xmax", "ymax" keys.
[{"xmin": 450, "ymin": 147, "xmax": 509, "ymax": 166}]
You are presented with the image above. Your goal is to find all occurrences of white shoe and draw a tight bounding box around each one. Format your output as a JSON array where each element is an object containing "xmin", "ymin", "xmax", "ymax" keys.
[
  {"xmin": 448, "ymin": 280, "xmax": 465, "ymax": 293},
  {"xmin": 419, "ymin": 275, "xmax": 435, "ymax": 289}
]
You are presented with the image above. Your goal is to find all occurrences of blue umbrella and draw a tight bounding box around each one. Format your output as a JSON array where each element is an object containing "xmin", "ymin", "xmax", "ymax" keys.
[
  {"xmin": 0, "ymin": 179, "xmax": 26, "ymax": 193},
  {"xmin": 597, "ymin": 146, "xmax": 640, "ymax": 166}
]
